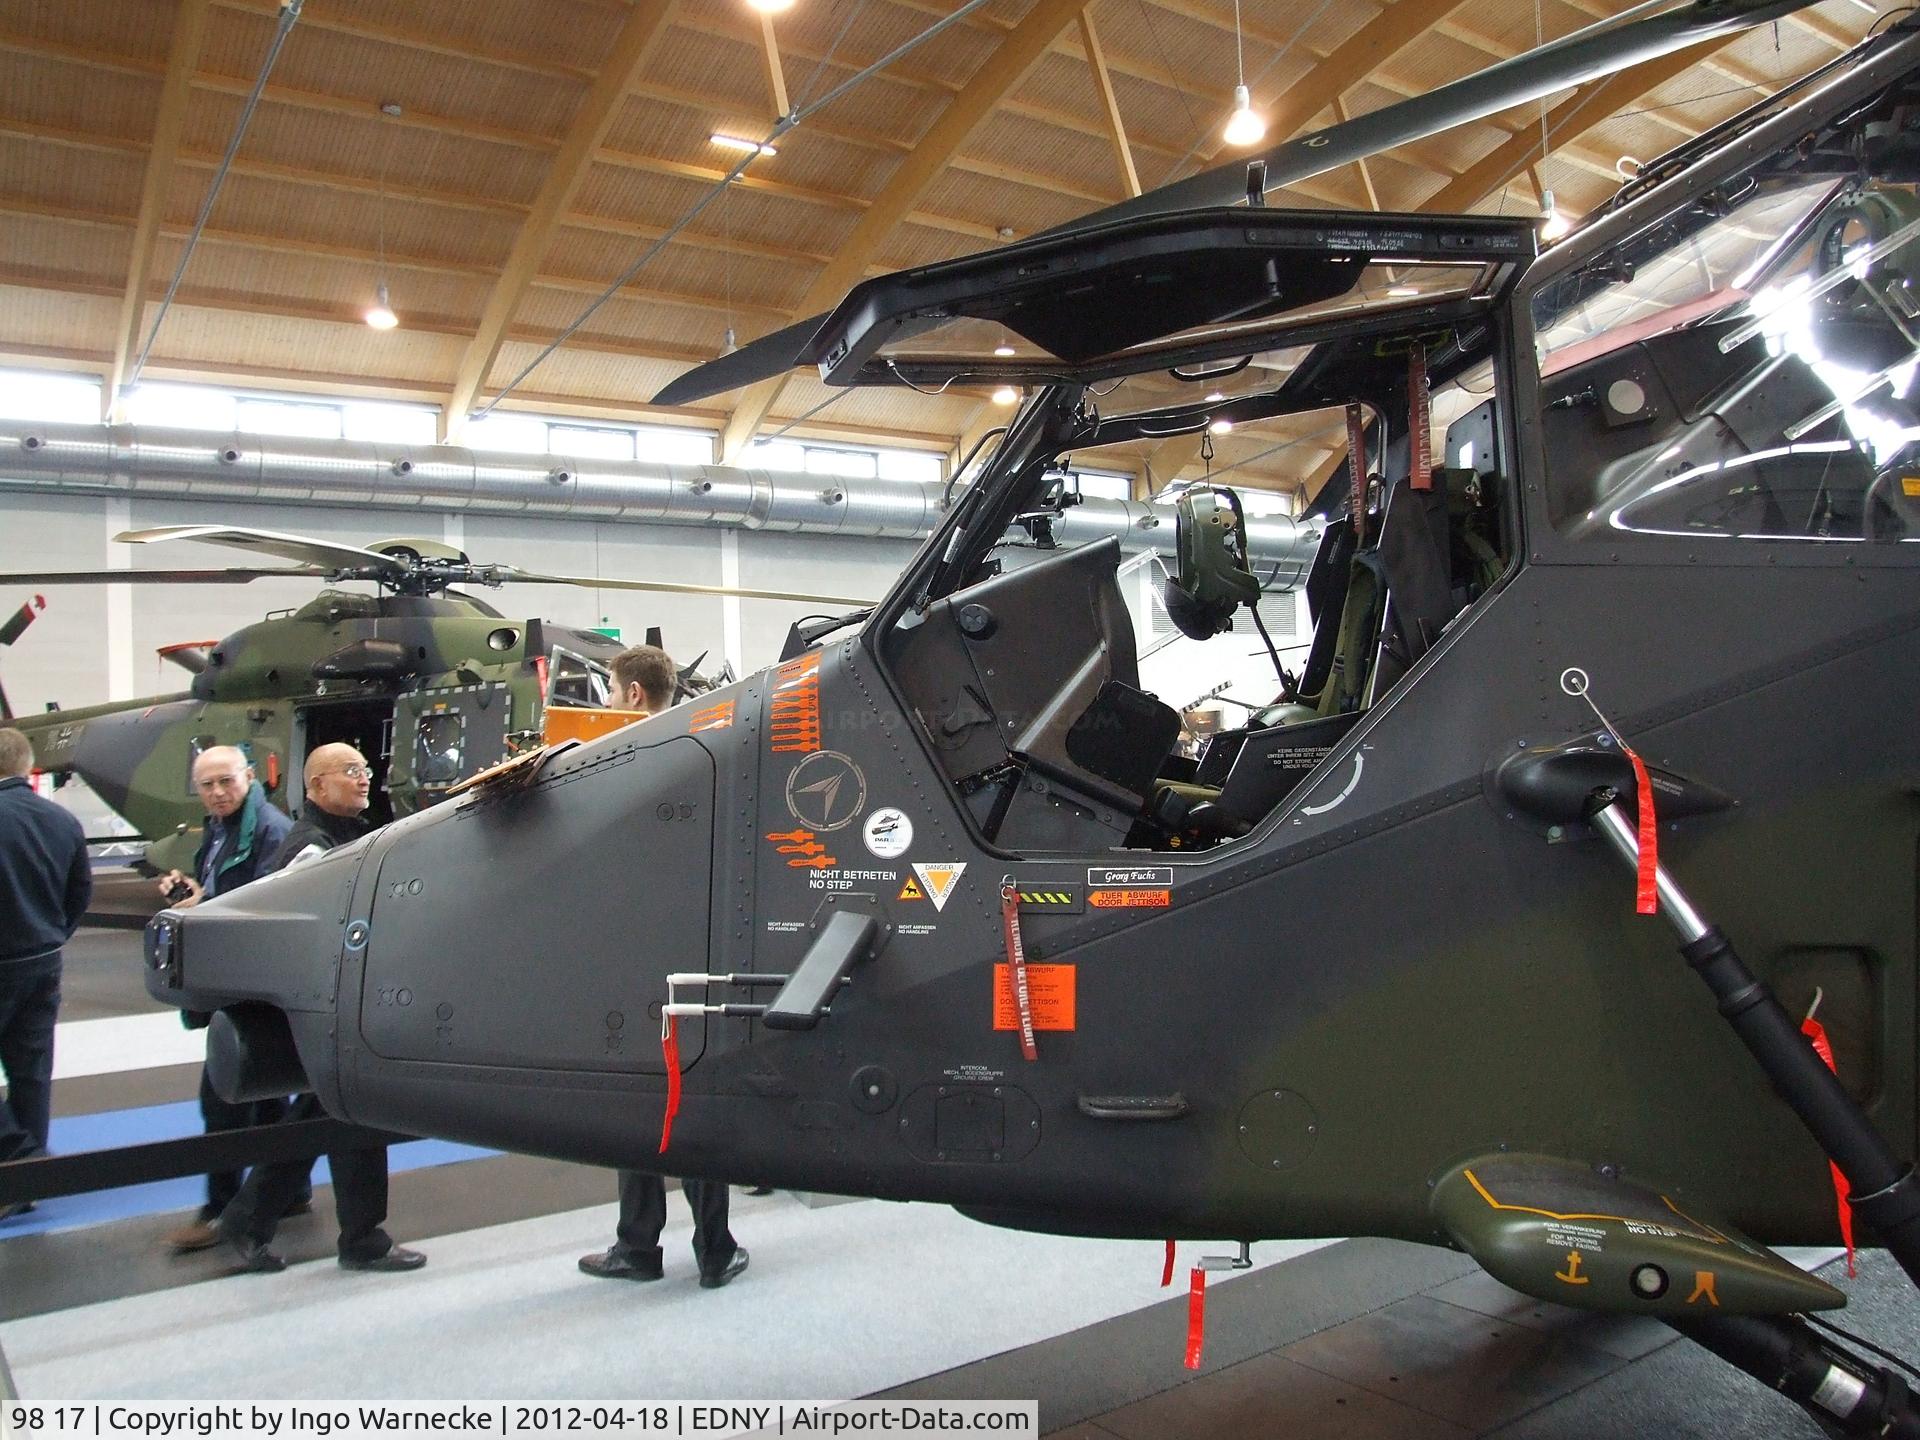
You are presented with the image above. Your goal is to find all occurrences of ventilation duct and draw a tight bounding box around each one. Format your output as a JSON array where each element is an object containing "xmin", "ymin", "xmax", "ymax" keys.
[{"xmin": 0, "ymin": 420, "xmax": 1317, "ymax": 569}]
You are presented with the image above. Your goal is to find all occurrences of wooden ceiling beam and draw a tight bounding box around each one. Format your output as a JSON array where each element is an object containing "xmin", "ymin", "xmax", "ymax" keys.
[
  {"xmin": 443, "ymin": 0, "xmax": 680, "ymax": 442},
  {"xmin": 1421, "ymin": 36, "xmax": 1731, "ymax": 214},
  {"xmin": 1078, "ymin": 8, "xmax": 1140, "ymax": 198},
  {"xmin": 759, "ymin": 12, "xmax": 790, "ymax": 121},
  {"xmin": 718, "ymin": 0, "xmax": 1093, "ymax": 463},
  {"xmin": 105, "ymin": 0, "xmax": 213, "ymax": 423},
  {"xmin": 209, "ymin": 0, "xmax": 595, "ymax": 84}
]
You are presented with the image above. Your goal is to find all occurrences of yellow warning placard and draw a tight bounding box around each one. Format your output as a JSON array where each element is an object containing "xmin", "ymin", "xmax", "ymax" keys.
[{"xmin": 992, "ymin": 963, "xmax": 1076, "ymax": 1031}]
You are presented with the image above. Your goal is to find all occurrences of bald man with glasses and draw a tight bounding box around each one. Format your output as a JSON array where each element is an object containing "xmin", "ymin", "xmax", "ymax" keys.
[{"xmin": 215, "ymin": 741, "xmax": 426, "ymax": 1274}]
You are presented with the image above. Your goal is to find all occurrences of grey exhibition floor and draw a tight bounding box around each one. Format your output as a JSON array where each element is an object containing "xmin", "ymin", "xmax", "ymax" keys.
[{"xmin": 3, "ymin": 925, "xmax": 1914, "ymax": 1436}]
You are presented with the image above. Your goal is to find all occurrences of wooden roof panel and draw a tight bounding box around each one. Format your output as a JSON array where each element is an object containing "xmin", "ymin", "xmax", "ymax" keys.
[
  {"xmin": 201, "ymin": 6, "xmax": 579, "ymax": 142},
  {"xmin": 4, "ymin": 0, "xmax": 173, "ymax": 57},
  {"xmin": 0, "ymin": 134, "xmax": 144, "ymax": 212},
  {"xmin": 0, "ymin": 0, "xmax": 1884, "ymax": 461},
  {"xmin": 0, "ymin": 213, "xmax": 132, "ymax": 292},
  {"xmin": 161, "ymin": 166, "xmax": 521, "ymax": 271},
  {"xmin": 0, "ymin": 282, "xmax": 119, "ymax": 354},
  {"xmin": 0, "ymin": 50, "xmax": 161, "ymax": 139}
]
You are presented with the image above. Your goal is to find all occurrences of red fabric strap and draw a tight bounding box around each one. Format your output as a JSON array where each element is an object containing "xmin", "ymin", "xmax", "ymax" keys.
[
  {"xmin": 1185, "ymin": 1269, "xmax": 1207, "ymax": 1370},
  {"xmin": 999, "ymin": 883, "xmax": 1039, "ymax": 1061},
  {"xmin": 1625, "ymin": 747, "xmax": 1658, "ymax": 916},
  {"xmin": 1345, "ymin": 403, "xmax": 1368, "ymax": 547},
  {"xmin": 658, "ymin": 1015, "xmax": 682, "ymax": 1154},
  {"xmin": 1409, "ymin": 347, "xmax": 1432, "ymax": 491}
]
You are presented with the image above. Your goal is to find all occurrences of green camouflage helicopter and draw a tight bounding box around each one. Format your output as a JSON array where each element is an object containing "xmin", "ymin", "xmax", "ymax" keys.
[{"xmin": 0, "ymin": 524, "xmax": 864, "ymax": 875}]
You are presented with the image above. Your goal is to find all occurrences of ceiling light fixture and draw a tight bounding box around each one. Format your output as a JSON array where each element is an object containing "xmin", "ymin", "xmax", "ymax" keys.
[
  {"xmin": 365, "ymin": 282, "xmax": 398, "ymax": 330},
  {"xmin": 367, "ymin": 102, "xmax": 400, "ymax": 331},
  {"xmin": 1539, "ymin": 188, "xmax": 1573, "ymax": 242},
  {"xmin": 711, "ymin": 133, "xmax": 778, "ymax": 156},
  {"xmin": 991, "ymin": 385, "xmax": 1019, "ymax": 406},
  {"xmin": 1221, "ymin": 0, "xmax": 1266, "ymax": 148}
]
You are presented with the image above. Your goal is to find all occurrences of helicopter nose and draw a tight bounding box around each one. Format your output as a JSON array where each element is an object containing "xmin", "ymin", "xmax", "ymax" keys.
[{"xmin": 146, "ymin": 732, "xmax": 720, "ymax": 1145}]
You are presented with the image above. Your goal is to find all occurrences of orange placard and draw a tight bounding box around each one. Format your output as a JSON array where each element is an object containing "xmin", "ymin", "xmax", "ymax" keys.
[
  {"xmin": 543, "ymin": 706, "xmax": 648, "ymax": 746},
  {"xmin": 1088, "ymin": 889, "xmax": 1170, "ymax": 909},
  {"xmin": 992, "ymin": 963, "xmax": 1076, "ymax": 1031}
]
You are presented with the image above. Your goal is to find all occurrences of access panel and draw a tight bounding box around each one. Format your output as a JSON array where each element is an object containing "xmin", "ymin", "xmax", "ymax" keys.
[{"xmin": 357, "ymin": 734, "xmax": 715, "ymax": 1073}]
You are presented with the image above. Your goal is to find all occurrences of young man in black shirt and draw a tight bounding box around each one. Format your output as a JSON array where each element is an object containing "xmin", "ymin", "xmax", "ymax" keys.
[{"xmin": 578, "ymin": 647, "xmax": 748, "ymax": 1289}]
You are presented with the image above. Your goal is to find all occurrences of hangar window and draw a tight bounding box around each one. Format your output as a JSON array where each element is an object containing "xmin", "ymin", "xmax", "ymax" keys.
[{"xmin": 1531, "ymin": 93, "xmax": 1920, "ymax": 546}]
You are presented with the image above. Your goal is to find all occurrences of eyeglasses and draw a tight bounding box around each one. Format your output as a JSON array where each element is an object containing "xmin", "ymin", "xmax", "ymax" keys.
[{"xmin": 314, "ymin": 764, "xmax": 372, "ymax": 781}]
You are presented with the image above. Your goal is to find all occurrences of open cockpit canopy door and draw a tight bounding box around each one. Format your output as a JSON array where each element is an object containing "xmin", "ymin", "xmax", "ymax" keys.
[
  {"xmin": 831, "ymin": 213, "xmax": 1534, "ymax": 862},
  {"xmin": 801, "ymin": 210, "xmax": 1534, "ymax": 392}
]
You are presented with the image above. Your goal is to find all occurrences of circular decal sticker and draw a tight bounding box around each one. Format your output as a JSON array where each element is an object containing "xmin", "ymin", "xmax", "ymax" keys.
[
  {"xmin": 862, "ymin": 807, "xmax": 913, "ymax": 858},
  {"xmin": 785, "ymin": 750, "xmax": 867, "ymax": 832}
]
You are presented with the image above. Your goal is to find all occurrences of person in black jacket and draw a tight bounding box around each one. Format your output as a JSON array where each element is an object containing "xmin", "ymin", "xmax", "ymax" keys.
[
  {"xmin": 160, "ymin": 745, "xmax": 295, "ymax": 1252},
  {"xmin": 576, "ymin": 647, "xmax": 747, "ymax": 1290},
  {"xmin": 0, "ymin": 727, "xmax": 90, "ymax": 1223},
  {"xmin": 215, "ymin": 742, "xmax": 426, "ymax": 1275}
]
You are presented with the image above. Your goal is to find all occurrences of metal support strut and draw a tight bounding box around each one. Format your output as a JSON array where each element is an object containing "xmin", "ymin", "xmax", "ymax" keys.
[
  {"xmin": 1587, "ymin": 795, "xmax": 1920, "ymax": 1292},
  {"xmin": 1586, "ymin": 791, "xmax": 1920, "ymax": 1436}
]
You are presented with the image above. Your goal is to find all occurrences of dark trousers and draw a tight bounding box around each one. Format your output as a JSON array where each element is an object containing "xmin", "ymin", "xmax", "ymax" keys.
[
  {"xmin": 615, "ymin": 1168, "xmax": 736, "ymax": 1278},
  {"xmin": 0, "ymin": 954, "xmax": 61, "ymax": 1163},
  {"xmin": 221, "ymin": 1093, "xmax": 393, "ymax": 1261},
  {"xmin": 197, "ymin": 1069, "xmax": 294, "ymax": 1220}
]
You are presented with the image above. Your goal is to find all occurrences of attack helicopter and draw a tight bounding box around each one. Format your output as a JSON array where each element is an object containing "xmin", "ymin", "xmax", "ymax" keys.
[
  {"xmin": 144, "ymin": 3, "xmax": 1920, "ymax": 1433},
  {"xmin": 0, "ymin": 524, "xmax": 862, "ymax": 874}
]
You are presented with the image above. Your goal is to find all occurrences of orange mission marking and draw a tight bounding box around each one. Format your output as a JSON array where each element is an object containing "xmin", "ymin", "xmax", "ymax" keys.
[
  {"xmin": 766, "ymin": 827, "xmax": 835, "ymax": 869},
  {"xmin": 1462, "ymin": 1168, "xmax": 1727, "ymax": 1245},
  {"xmin": 1088, "ymin": 889, "xmax": 1171, "ymax": 909},
  {"xmin": 993, "ymin": 963, "xmax": 1076, "ymax": 1031},
  {"xmin": 769, "ymin": 651, "xmax": 822, "ymax": 753}
]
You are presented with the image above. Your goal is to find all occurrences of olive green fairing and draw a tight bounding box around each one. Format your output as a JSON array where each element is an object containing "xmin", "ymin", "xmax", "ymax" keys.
[{"xmin": 1431, "ymin": 1152, "xmax": 1845, "ymax": 1317}]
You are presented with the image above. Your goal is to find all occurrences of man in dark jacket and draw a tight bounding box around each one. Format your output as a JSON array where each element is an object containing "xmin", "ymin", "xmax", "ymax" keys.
[
  {"xmin": 159, "ymin": 744, "xmax": 294, "ymax": 1251},
  {"xmin": 0, "ymin": 727, "xmax": 91, "ymax": 1223},
  {"xmin": 215, "ymin": 742, "xmax": 426, "ymax": 1275}
]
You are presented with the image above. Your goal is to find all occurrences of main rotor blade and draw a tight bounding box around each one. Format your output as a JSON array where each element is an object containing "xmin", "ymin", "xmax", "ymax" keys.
[
  {"xmin": 503, "ymin": 569, "xmax": 873, "ymax": 608},
  {"xmin": 0, "ymin": 567, "xmax": 317, "ymax": 586},
  {"xmin": 651, "ymin": 0, "xmax": 1820, "ymax": 406},
  {"xmin": 117, "ymin": 525, "xmax": 411, "ymax": 578}
]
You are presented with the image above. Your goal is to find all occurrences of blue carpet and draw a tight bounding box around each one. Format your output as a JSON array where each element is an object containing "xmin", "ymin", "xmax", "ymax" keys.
[{"xmin": 1, "ymin": 1100, "xmax": 495, "ymax": 1239}]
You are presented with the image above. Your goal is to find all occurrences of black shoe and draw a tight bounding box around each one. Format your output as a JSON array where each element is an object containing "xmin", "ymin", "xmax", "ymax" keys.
[
  {"xmin": 578, "ymin": 1249, "xmax": 663, "ymax": 1282},
  {"xmin": 339, "ymin": 1245, "xmax": 426, "ymax": 1273},
  {"xmin": 0, "ymin": 1201, "xmax": 35, "ymax": 1224},
  {"xmin": 224, "ymin": 1234, "xmax": 286, "ymax": 1273},
  {"xmin": 699, "ymin": 1247, "xmax": 749, "ymax": 1289}
]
